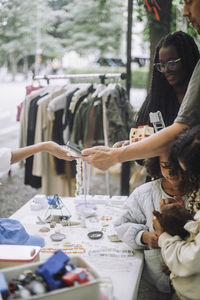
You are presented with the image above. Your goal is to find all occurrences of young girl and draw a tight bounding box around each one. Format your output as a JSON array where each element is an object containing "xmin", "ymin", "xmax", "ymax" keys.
[
  {"xmin": 114, "ymin": 152, "xmax": 189, "ymax": 299},
  {"xmin": 152, "ymin": 125, "xmax": 200, "ymax": 300}
]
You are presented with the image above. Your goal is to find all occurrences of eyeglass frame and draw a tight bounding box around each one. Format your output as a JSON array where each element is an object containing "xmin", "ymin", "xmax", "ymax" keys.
[{"xmin": 154, "ymin": 58, "xmax": 181, "ymax": 73}]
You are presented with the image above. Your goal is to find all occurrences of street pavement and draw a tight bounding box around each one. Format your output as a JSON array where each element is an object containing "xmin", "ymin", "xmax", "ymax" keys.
[
  {"xmin": 0, "ymin": 81, "xmax": 25, "ymax": 149},
  {"xmin": 0, "ymin": 78, "xmax": 146, "ymax": 217}
]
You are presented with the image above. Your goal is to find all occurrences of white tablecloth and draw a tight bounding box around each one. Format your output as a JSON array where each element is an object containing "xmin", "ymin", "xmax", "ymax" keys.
[{"xmin": 11, "ymin": 195, "xmax": 144, "ymax": 300}]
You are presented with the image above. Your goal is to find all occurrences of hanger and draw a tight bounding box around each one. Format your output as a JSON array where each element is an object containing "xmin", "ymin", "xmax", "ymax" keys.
[
  {"xmin": 98, "ymin": 83, "xmax": 117, "ymax": 98},
  {"xmin": 92, "ymin": 84, "xmax": 106, "ymax": 98}
]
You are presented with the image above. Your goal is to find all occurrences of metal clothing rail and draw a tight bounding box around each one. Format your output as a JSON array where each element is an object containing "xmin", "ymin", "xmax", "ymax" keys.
[{"xmin": 33, "ymin": 72, "xmax": 127, "ymax": 84}]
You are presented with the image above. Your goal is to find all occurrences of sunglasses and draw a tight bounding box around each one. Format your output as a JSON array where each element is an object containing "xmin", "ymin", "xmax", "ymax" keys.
[{"xmin": 154, "ymin": 58, "xmax": 181, "ymax": 73}]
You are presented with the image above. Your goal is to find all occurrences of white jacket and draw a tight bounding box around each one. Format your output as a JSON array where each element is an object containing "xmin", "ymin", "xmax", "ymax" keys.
[
  {"xmin": 158, "ymin": 211, "xmax": 200, "ymax": 300},
  {"xmin": 0, "ymin": 148, "xmax": 11, "ymax": 175},
  {"xmin": 114, "ymin": 178, "xmax": 188, "ymax": 293},
  {"xmin": 115, "ymin": 179, "xmax": 188, "ymax": 249}
]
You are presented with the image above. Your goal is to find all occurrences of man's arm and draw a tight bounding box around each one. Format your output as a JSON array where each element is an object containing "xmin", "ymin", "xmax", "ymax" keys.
[
  {"xmin": 11, "ymin": 141, "xmax": 74, "ymax": 164},
  {"xmin": 82, "ymin": 122, "xmax": 188, "ymax": 170}
]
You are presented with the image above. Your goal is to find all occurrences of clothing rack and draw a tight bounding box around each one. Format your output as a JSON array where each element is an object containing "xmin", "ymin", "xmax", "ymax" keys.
[
  {"xmin": 33, "ymin": 72, "xmax": 130, "ymax": 196},
  {"xmin": 33, "ymin": 72, "xmax": 127, "ymax": 84}
]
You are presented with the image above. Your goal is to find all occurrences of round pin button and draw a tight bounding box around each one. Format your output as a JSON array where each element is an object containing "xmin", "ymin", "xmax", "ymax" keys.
[
  {"xmin": 50, "ymin": 232, "xmax": 66, "ymax": 241},
  {"xmin": 88, "ymin": 231, "xmax": 103, "ymax": 240}
]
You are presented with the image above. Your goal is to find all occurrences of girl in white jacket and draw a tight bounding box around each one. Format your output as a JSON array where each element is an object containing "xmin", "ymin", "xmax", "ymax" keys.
[
  {"xmin": 114, "ymin": 152, "xmax": 189, "ymax": 299},
  {"xmin": 152, "ymin": 125, "xmax": 200, "ymax": 300}
]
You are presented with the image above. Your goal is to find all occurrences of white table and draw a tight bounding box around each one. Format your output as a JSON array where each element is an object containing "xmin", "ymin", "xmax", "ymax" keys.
[{"xmin": 10, "ymin": 195, "xmax": 144, "ymax": 300}]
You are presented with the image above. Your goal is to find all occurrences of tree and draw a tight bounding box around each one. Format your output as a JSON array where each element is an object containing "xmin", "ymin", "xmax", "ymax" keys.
[
  {"xmin": 57, "ymin": 0, "xmax": 125, "ymax": 56},
  {"xmin": 0, "ymin": 0, "xmax": 64, "ymax": 79},
  {"xmin": 137, "ymin": 0, "xmax": 200, "ymax": 90},
  {"xmin": 0, "ymin": 0, "xmax": 34, "ymax": 77},
  {"xmin": 138, "ymin": 0, "xmax": 172, "ymax": 90},
  {"xmin": 148, "ymin": 0, "xmax": 172, "ymax": 89}
]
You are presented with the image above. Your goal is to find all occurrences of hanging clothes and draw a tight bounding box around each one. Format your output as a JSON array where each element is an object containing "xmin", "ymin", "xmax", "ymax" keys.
[
  {"xmin": 25, "ymin": 94, "xmax": 43, "ymax": 188},
  {"xmin": 16, "ymin": 83, "xmax": 44, "ymax": 122},
  {"xmin": 32, "ymin": 86, "xmax": 74, "ymax": 196},
  {"xmin": 70, "ymin": 83, "xmax": 135, "ymax": 147},
  {"xmin": 19, "ymin": 76, "xmax": 135, "ymax": 197},
  {"xmin": 100, "ymin": 84, "xmax": 135, "ymax": 145},
  {"xmin": 70, "ymin": 93, "xmax": 104, "ymax": 147}
]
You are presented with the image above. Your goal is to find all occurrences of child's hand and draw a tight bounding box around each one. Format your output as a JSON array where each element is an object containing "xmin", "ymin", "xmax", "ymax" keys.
[
  {"xmin": 173, "ymin": 195, "xmax": 185, "ymax": 207},
  {"xmin": 152, "ymin": 216, "xmax": 164, "ymax": 237},
  {"xmin": 160, "ymin": 198, "xmax": 176, "ymax": 209},
  {"xmin": 141, "ymin": 231, "xmax": 159, "ymax": 249},
  {"xmin": 160, "ymin": 196, "xmax": 185, "ymax": 210}
]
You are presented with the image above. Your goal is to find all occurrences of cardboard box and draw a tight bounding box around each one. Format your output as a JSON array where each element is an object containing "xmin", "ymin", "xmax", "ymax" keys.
[{"xmin": 1, "ymin": 256, "xmax": 101, "ymax": 300}]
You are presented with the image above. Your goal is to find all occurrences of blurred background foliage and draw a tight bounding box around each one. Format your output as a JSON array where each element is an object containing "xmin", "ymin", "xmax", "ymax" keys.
[{"xmin": 0, "ymin": 0, "xmax": 199, "ymax": 88}]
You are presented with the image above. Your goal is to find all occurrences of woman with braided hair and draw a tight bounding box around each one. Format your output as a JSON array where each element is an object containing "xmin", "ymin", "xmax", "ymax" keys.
[
  {"xmin": 134, "ymin": 31, "xmax": 200, "ymax": 182},
  {"xmin": 112, "ymin": 31, "xmax": 199, "ymax": 168},
  {"xmin": 82, "ymin": 1, "xmax": 200, "ymax": 171},
  {"xmin": 136, "ymin": 30, "xmax": 200, "ymax": 129}
]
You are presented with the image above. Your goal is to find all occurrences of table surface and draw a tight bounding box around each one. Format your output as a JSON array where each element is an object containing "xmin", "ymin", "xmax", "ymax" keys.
[{"xmin": 10, "ymin": 195, "xmax": 144, "ymax": 300}]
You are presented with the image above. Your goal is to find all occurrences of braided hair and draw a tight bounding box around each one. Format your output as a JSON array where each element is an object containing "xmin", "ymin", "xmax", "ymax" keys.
[
  {"xmin": 170, "ymin": 125, "xmax": 200, "ymax": 191},
  {"xmin": 136, "ymin": 31, "xmax": 200, "ymax": 127},
  {"xmin": 170, "ymin": 125, "xmax": 200, "ymax": 212}
]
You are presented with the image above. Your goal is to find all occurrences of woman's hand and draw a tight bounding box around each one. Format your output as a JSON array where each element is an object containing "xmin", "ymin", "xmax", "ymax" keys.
[
  {"xmin": 11, "ymin": 141, "xmax": 76, "ymax": 164},
  {"xmin": 82, "ymin": 146, "xmax": 119, "ymax": 170},
  {"xmin": 45, "ymin": 142, "xmax": 75, "ymax": 161},
  {"xmin": 141, "ymin": 231, "xmax": 159, "ymax": 249}
]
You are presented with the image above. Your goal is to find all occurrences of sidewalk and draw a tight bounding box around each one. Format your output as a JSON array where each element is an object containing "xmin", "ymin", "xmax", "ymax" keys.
[{"xmin": 0, "ymin": 165, "xmax": 40, "ymax": 218}]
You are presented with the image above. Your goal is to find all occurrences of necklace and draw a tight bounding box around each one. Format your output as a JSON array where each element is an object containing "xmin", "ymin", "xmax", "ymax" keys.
[
  {"xmin": 161, "ymin": 179, "xmax": 184, "ymax": 197},
  {"xmin": 75, "ymin": 158, "xmax": 83, "ymax": 196}
]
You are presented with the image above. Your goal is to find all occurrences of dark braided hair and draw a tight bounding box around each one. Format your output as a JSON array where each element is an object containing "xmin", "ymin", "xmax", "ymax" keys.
[
  {"xmin": 169, "ymin": 125, "xmax": 200, "ymax": 212},
  {"xmin": 170, "ymin": 125, "xmax": 200, "ymax": 192},
  {"xmin": 136, "ymin": 31, "xmax": 200, "ymax": 128}
]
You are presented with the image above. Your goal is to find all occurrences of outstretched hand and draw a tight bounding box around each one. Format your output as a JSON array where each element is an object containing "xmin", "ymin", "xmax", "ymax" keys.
[
  {"xmin": 47, "ymin": 142, "xmax": 75, "ymax": 161},
  {"xmin": 11, "ymin": 141, "xmax": 76, "ymax": 165},
  {"xmin": 82, "ymin": 146, "xmax": 119, "ymax": 170}
]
